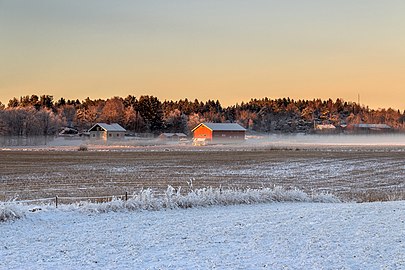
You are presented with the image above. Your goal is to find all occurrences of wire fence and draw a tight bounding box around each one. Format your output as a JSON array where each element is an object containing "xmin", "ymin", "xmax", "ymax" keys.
[{"xmin": 1, "ymin": 192, "xmax": 138, "ymax": 208}]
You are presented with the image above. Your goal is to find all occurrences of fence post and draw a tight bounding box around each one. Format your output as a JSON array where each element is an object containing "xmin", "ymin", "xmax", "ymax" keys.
[
  {"xmin": 55, "ymin": 196, "xmax": 58, "ymax": 208},
  {"xmin": 125, "ymin": 192, "xmax": 128, "ymax": 201}
]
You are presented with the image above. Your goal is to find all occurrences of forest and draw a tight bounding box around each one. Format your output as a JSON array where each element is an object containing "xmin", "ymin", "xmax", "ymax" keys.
[{"xmin": 1, "ymin": 94, "xmax": 405, "ymax": 137}]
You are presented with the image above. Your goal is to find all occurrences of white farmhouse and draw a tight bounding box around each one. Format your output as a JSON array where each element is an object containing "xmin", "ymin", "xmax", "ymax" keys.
[{"xmin": 88, "ymin": 123, "xmax": 126, "ymax": 141}]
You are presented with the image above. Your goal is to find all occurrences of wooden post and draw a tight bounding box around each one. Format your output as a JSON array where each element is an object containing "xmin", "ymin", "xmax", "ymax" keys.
[
  {"xmin": 55, "ymin": 196, "xmax": 58, "ymax": 208},
  {"xmin": 125, "ymin": 192, "xmax": 128, "ymax": 201}
]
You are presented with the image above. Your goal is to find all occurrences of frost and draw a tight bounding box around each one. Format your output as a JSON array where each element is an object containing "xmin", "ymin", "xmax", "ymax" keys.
[
  {"xmin": 0, "ymin": 186, "xmax": 341, "ymax": 217},
  {"xmin": 78, "ymin": 186, "xmax": 340, "ymax": 214},
  {"xmin": 0, "ymin": 203, "xmax": 25, "ymax": 222}
]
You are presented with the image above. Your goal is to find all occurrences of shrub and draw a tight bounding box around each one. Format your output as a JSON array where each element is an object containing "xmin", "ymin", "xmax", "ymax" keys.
[
  {"xmin": 0, "ymin": 203, "xmax": 25, "ymax": 222},
  {"xmin": 79, "ymin": 186, "xmax": 341, "ymax": 213},
  {"xmin": 78, "ymin": 145, "xmax": 88, "ymax": 151}
]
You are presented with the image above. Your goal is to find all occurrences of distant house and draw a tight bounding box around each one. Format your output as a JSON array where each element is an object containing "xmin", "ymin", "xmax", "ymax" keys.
[
  {"xmin": 159, "ymin": 133, "xmax": 187, "ymax": 141},
  {"xmin": 191, "ymin": 123, "xmax": 246, "ymax": 145},
  {"xmin": 88, "ymin": 123, "xmax": 126, "ymax": 141},
  {"xmin": 314, "ymin": 124, "xmax": 339, "ymax": 134},
  {"xmin": 315, "ymin": 124, "xmax": 336, "ymax": 131},
  {"xmin": 346, "ymin": 124, "xmax": 392, "ymax": 133},
  {"xmin": 353, "ymin": 124, "xmax": 391, "ymax": 130},
  {"xmin": 58, "ymin": 127, "xmax": 79, "ymax": 137}
]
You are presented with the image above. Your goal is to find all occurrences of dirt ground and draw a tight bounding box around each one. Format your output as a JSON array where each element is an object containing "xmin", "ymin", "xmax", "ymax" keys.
[{"xmin": 1, "ymin": 147, "xmax": 404, "ymax": 202}]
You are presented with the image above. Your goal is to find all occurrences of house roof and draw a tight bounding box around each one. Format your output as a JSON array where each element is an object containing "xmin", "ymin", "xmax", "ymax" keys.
[
  {"xmin": 315, "ymin": 124, "xmax": 336, "ymax": 130},
  {"xmin": 192, "ymin": 122, "xmax": 246, "ymax": 132},
  {"xmin": 160, "ymin": 133, "xmax": 187, "ymax": 137},
  {"xmin": 352, "ymin": 124, "xmax": 391, "ymax": 129},
  {"xmin": 88, "ymin": 123, "xmax": 126, "ymax": 132}
]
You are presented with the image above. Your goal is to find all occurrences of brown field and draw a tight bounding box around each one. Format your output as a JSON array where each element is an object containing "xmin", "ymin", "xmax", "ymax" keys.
[{"xmin": 1, "ymin": 147, "xmax": 405, "ymax": 202}]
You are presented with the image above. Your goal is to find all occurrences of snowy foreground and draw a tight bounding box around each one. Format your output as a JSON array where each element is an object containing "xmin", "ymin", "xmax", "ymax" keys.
[{"xmin": 1, "ymin": 201, "xmax": 404, "ymax": 269}]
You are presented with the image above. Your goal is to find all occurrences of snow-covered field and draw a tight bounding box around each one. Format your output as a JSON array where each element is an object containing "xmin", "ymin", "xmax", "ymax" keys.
[
  {"xmin": 2, "ymin": 135, "xmax": 405, "ymax": 269},
  {"xmin": 1, "ymin": 200, "xmax": 404, "ymax": 269}
]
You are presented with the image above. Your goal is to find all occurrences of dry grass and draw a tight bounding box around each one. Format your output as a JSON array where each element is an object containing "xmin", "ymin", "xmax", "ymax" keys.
[
  {"xmin": 343, "ymin": 190, "xmax": 405, "ymax": 203},
  {"xmin": 1, "ymin": 148, "xmax": 404, "ymax": 202}
]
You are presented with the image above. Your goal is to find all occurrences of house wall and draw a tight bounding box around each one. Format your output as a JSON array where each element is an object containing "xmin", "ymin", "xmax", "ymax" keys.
[
  {"xmin": 193, "ymin": 126, "xmax": 213, "ymax": 140},
  {"xmin": 90, "ymin": 131, "xmax": 125, "ymax": 140},
  {"xmin": 90, "ymin": 131, "xmax": 105, "ymax": 140},
  {"xmin": 106, "ymin": 131, "xmax": 125, "ymax": 140}
]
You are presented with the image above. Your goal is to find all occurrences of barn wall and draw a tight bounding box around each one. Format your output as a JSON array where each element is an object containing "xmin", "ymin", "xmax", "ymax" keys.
[
  {"xmin": 193, "ymin": 126, "xmax": 213, "ymax": 140},
  {"xmin": 212, "ymin": 131, "xmax": 245, "ymax": 141}
]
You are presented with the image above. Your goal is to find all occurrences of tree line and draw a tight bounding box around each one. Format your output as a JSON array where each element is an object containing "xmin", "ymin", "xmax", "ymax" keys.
[{"xmin": 1, "ymin": 94, "xmax": 405, "ymax": 137}]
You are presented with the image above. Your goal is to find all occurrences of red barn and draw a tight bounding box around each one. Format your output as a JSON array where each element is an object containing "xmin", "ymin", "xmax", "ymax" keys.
[{"xmin": 192, "ymin": 123, "xmax": 246, "ymax": 145}]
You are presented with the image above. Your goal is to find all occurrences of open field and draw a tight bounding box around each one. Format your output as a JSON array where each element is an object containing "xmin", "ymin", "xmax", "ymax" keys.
[{"xmin": 1, "ymin": 146, "xmax": 405, "ymax": 202}]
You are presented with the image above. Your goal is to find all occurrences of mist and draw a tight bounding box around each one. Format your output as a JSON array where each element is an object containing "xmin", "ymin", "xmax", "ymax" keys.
[{"xmin": 245, "ymin": 133, "xmax": 405, "ymax": 148}]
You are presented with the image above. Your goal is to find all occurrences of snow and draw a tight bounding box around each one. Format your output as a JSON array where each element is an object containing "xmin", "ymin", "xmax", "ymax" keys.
[
  {"xmin": 1, "ymin": 201, "xmax": 404, "ymax": 269},
  {"xmin": 0, "ymin": 204, "xmax": 24, "ymax": 222}
]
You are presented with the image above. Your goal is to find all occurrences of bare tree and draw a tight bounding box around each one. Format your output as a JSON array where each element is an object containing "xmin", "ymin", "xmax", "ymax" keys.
[
  {"xmin": 35, "ymin": 109, "xmax": 61, "ymax": 135},
  {"xmin": 124, "ymin": 105, "xmax": 145, "ymax": 132},
  {"xmin": 100, "ymin": 97, "xmax": 125, "ymax": 125},
  {"xmin": 187, "ymin": 113, "xmax": 205, "ymax": 133},
  {"xmin": 0, "ymin": 110, "xmax": 6, "ymax": 136},
  {"xmin": 164, "ymin": 109, "xmax": 188, "ymax": 133},
  {"xmin": 58, "ymin": 105, "xmax": 76, "ymax": 128},
  {"xmin": 76, "ymin": 103, "xmax": 104, "ymax": 130}
]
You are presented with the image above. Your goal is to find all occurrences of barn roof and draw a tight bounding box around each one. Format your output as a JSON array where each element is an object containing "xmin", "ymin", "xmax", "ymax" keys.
[
  {"xmin": 88, "ymin": 123, "xmax": 126, "ymax": 132},
  {"xmin": 192, "ymin": 123, "xmax": 246, "ymax": 132}
]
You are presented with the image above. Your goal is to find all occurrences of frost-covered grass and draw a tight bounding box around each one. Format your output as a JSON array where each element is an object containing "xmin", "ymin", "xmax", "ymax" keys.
[
  {"xmin": 77, "ymin": 186, "xmax": 340, "ymax": 214},
  {"xmin": 1, "ymin": 186, "xmax": 340, "ymax": 220},
  {"xmin": 80, "ymin": 186, "xmax": 340, "ymax": 213},
  {"xmin": 0, "ymin": 202, "xmax": 25, "ymax": 222}
]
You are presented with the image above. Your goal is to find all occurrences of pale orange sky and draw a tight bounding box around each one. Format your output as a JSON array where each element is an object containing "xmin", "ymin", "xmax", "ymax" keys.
[{"xmin": 0, "ymin": 1, "xmax": 404, "ymax": 109}]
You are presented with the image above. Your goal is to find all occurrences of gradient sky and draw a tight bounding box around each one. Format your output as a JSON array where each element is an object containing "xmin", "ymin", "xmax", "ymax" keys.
[{"xmin": 1, "ymin": 0, "xmax": 404, "ymax": 109}]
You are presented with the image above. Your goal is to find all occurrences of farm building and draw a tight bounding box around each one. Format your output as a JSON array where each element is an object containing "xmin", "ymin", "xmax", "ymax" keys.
[
  {"xmin": 314, "ymin": 124, "xmax": 339, "ymax": 134},
  {"xmin": 345, "ymin": 124, "xmax": 392, "ymax": 133},
  {"xmin": 159, "ymin": 133, "xmax": 187, "ymax": 141},
  {"xmin": 58, "ymin": 127, "xmax": 79, "ymax": 137},
  {"xmin": 192, "ymin": 123, "xmax": 246, "ymax": 145},
  {"xmin": 315, "ymin": 124, "xmax": 336, "ymax": 131},
  {"xmin": 88, "ymin": 123, "xmax": 126, "ymax": 141}
]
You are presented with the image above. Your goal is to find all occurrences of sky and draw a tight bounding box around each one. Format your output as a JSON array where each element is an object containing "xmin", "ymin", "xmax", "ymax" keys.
[{"xmin": 1, "ymin": 0, "xmax": 404, "ymax": 109}]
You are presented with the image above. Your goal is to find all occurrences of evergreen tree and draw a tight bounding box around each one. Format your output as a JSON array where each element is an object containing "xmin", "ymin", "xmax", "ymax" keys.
[{"xmin": 137, "ymin": 95, "xmax": 164, "ymax": 134}]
